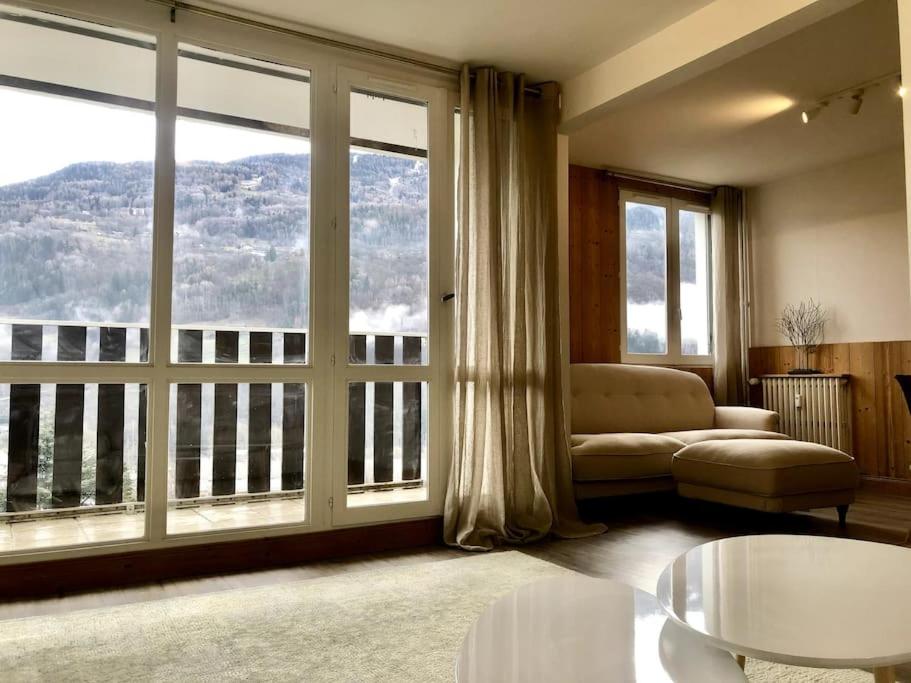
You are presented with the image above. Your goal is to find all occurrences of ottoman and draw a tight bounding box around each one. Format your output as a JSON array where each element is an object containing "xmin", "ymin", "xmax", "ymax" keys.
[{"xmin": 672, "ymin": 439, "xmax": 859, "ymax": 525}]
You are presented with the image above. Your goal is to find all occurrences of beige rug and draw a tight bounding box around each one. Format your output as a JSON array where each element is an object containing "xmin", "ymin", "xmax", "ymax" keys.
[
  {"xmin": 747, "ymin": 659, "xmax": 873, "ymax": 682},
  {"xmin": 0, "ymin": 551, "xmax": 876, "ymax": 681}
]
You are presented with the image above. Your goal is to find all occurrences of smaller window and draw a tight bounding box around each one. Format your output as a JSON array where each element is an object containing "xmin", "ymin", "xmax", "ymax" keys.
[{"xmin": 620, "ymin": 191, "xmax": 712, "ymax": 365}]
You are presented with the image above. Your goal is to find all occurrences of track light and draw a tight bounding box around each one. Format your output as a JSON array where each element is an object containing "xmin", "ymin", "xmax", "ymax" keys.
[
  {"xmin": 801, "ymin": 104, "xmax": 825, "ymax": 124},
  {"xmin": 800, "ymin": 71, "xmax": 902, "ymax": 126}
]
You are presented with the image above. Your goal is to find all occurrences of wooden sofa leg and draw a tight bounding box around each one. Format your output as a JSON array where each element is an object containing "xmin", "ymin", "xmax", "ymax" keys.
[{"xmin": 837, "ymin": 504, "xmax": 849, "ymax": 528}]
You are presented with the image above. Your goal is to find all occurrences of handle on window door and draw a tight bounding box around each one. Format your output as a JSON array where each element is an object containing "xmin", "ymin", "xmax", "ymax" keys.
[{"xmin": 441, "ymin": 292, "xmax": 455, "ymax": 303}]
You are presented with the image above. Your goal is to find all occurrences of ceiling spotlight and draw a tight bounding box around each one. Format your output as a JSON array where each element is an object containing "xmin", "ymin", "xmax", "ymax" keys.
[
  {"xmin": 801, "ymin": 105, "xmax": 824, "ymax": 124},
  {"xmin": 897, "ymin": 77, "xmax": 907, "ymax": 98},
  {"xmin": 849, "ymin": 90, "xmax": 864, "ymax": 115}
]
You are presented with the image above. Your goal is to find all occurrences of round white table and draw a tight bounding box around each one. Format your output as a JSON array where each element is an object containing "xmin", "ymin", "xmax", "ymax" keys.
[
  {"xmin": 455, "ymin": 575, "xmax": 746, "ymax": 682},
  {"xmin": 656, "ymin": 534, "xmax": 911, "ymax": 683}
]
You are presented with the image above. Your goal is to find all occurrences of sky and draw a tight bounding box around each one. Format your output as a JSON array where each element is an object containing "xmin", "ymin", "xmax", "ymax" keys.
[{"xmin": 0, "ymin": 88, "xmax": 310, "ymax": 186}]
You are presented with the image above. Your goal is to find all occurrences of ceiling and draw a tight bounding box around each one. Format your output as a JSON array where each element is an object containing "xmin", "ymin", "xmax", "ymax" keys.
[
  {"xmin": 568, "ymin": 0, "xmax": 904, "ymax": 187},
  {"xmin": 204, "ymin": 0, "xmax": 714, "ymax": 82}
]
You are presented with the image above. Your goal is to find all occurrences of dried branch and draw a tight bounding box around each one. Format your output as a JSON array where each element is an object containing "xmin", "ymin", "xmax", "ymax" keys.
[{"xmin": 777, "ymin": 299, "xmax": 827, "ymax": 357}]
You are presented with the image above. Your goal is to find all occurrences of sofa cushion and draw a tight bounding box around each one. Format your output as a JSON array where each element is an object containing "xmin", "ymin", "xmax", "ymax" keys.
[
  {"xmin": 570, "ymin": 364, "xmax": 715, "ymax": 435},
  {"xmin": 571, "ymin": 433, "xmax": 684, "ymax": 481},
  {"xmin": 661, "ymin": 429, "xmax": 791, "ymax": 446},
  {"xmin": 672, "ymin": 439, "xmax": 859, "ymax": 497}
]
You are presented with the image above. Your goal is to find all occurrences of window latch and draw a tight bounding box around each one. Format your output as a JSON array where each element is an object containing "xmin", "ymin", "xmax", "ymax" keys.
[{"xmin": 441, "ymin": 292, "xmax": 455, "ymax": 303}]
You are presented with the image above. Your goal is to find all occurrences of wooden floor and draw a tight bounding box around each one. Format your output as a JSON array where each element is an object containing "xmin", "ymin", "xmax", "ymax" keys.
[{"xmin": 1, "ymin": 489, "xmax": 910, "ymax": 676}]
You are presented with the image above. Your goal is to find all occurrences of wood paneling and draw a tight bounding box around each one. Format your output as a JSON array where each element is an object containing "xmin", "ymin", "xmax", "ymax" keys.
[
  {"xmin": 749, "ymin": 342, "xmax": 911, "ymax": 486},
  {"xmin": 569, "ymin": 165, "xmax": 620, "ymax": 363},
  {"xmin": 568, "ymin": 165, "xmax": 714, "ymax": 391},
  {"xmin": 0, "ymin": 517, "xmax": 443, "ymax": 600}
]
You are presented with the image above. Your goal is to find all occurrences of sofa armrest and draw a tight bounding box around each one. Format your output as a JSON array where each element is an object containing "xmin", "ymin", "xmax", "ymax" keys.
[{"xmin": 714, "ymin": 406, "xmax": 780, "ymax": 432}]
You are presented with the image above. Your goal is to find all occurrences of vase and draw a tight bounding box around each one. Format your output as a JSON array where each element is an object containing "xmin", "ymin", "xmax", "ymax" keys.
[{"xmin": 787, "ymin": 347, "xmax": 821, "ymax": 375}]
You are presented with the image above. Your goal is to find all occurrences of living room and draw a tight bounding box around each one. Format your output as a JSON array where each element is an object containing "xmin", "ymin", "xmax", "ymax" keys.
[{"xmin": 1, "ymin": 0, "xmax": 911, "ymax": 681}]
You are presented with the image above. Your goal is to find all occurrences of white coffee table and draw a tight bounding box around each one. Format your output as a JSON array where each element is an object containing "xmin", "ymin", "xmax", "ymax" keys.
[
  {"xmin": 656, "ymin": 534, "xmax": 911, "ymax": 683},
  {"xmin": 455, "ymin": 575, "xmax": 746, "ymax": 682}
]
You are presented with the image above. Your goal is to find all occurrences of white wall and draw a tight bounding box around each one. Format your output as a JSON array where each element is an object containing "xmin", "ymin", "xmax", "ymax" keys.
[{"xmin": 749, "ymin": 146, "xmax": 911, "ymax": 346}]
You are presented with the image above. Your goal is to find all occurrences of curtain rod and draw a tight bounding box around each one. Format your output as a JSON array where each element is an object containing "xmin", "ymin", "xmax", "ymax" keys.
[
  {"xmin": 147, "ymin": 0, "xmax": 458, "ymax": 75},
  {"xmin": 146, "ymin": 1, "xmax": 543, "ymax": 95},
  {"xmin": 604, "ymin": 170, "xmax": 714, "ymax": 196}
]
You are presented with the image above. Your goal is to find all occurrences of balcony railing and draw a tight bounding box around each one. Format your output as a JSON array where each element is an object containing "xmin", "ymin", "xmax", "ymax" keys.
[{"xmin": 0, "ymin": 321, "xmax": 427, "ymax": 519}]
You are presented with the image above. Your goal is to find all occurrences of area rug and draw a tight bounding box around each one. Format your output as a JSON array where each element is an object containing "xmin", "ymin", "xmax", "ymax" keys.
[
  {"xmin": 747, "ymin": 658, "xmax": 873, "ymax": 682},
  {"xmin": 0, "ymin": 551, "xmax": 876, "ymax": 682}
]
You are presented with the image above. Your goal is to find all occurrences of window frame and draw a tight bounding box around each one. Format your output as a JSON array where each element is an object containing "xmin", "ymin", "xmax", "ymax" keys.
[
  {"xmin": 619, "ymin": 189, "xmax": 714, "ymax": 367},
  {"xmin": 331, "ymin": 66, "xmax": 449, "ymax": 525},
  {"xmin": 0, "ymin": 0, "xmax": 457, "ymax": 565}
]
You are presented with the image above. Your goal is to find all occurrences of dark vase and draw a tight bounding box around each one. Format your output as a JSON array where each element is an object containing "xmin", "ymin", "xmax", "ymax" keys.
[{"xmin": 787, "ymin": 347, "xmax": 821, "ymax": 375}]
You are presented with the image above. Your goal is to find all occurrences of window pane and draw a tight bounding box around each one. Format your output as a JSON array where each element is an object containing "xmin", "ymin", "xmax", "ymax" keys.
[
  {"xmin": 625, "ymin": 202, "xmax": 667, "ymax": 354},
  {"xmin": 348, "ymin": 90, "xmax": 429, "ymax": 365},
  {"xmin": 0, "ymin": 5, "xmax": 156, "ymax": 100},
  {"xmin": 166, "ymin": 382, "xmax": 307, "ymax": 534},
  {"xmin": 172, "ymin": 46, "xmax": 311, "ymax": 364},
  {"xmin": 0, "ymin": 382, "xmax": 147, "ymax": 551},
  {"xmin": 680, "ymin": 210, "xmax": 712, "ymax": 356},
  {"xmin": 346, "ymin": 381, "xmax": 427, "ymax": 508},
  {"xmin": 0, "ymin": 9, "xmax": 155, "ymax": 360}
]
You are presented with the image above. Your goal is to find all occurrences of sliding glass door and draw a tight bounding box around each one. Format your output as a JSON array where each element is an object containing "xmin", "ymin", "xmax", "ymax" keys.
[
  {"xmin": 331, "ymin": 68, "xmax": 450, "ymax": 524},
  {"xmin": 165, "ymin": 45, "xmax": 314, "ymax": 534},
  {"xmin": 0, "ymin": 3, "xmax": 453, "ymax": 560}
]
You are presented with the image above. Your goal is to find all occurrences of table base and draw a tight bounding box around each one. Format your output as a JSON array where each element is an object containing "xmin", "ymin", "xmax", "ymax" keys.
[{"xmin": 733, "ymin": 657, "xmax": 896, "ymax": 681}]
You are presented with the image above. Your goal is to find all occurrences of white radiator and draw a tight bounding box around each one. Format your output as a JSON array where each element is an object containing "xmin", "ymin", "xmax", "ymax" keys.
[{"xmin": 755, "ymin": 375, "xmax": 852, "ymax": 453}]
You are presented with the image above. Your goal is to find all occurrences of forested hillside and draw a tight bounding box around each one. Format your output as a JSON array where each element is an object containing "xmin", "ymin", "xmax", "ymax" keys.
[{"xmin": 0, "ymin": 152, "xmax": 429, "ymax": 332}]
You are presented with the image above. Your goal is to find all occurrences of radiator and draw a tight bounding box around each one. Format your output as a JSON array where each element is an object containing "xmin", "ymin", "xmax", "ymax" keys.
[{"xmin": 756, "ymin": 375, "xmax": 852, "ymax": 453}]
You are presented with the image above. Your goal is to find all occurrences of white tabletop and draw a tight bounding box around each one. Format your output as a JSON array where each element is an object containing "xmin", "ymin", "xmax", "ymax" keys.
[
  {"xmin": 455, "ymin": 575, "xmax": 746, "ymax": 682},
  {"xmin": 656, "ymin": 534, "xmax": 911, "ymax": 669}
]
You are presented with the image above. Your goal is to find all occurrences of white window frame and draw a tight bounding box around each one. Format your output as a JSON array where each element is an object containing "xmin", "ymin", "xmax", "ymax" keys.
[
  {"xmin": 0, "ymin": 0, "xmax": 456, "ymax": 565},
  {"xmin": 619, "ymin": 190, "xmax": 713, "ymax": 367},
  {"xmin": 330, "ymin": 67, "xmax": 450, "ymax": 526}
]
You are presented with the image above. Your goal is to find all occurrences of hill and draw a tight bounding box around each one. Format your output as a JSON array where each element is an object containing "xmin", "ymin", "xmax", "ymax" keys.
[{"xmin": 0, "ymin": 152, "xmax": 429, "ymax": 333}]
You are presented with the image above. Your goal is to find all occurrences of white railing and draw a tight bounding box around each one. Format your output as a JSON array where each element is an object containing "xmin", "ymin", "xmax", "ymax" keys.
[{"xmin": 0, "ymin": 319, "xmax": 426, "ymax": 517}]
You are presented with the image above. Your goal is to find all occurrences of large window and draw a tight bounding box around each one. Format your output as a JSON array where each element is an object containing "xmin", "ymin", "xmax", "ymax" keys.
[
  {"xmin": 0, "ymin": 3, "xmax": 453, "ymax": 557},
  {"xmin": 0, "ymin": 6, "xmax": 156, "ymax": 551},
  {"xmin": 166, "ymin": 46, "xmax": 312, "ymax": 533},
  {"xmin": 620, "ymin": 191, "xmax": 712, "ymax": 365}
]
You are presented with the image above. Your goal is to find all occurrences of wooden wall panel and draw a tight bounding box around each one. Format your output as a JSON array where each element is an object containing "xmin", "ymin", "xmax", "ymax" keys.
[
  {"xmin": 748, "ymin": 341, "xmax": 911, "ymax": 487},
  {"xmin": 569, "ymin": 165, "xmax": 620, "ymax": 363}
]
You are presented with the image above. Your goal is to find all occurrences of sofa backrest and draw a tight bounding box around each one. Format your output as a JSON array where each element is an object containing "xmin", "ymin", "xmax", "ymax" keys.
[{"xmin": 570, "ymin": 363, "xmax": 714, "ymax": 434}]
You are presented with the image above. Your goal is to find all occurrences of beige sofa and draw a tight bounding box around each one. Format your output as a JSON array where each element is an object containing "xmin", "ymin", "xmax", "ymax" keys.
[
  {"xmin": 569, "ymin": 364, "xmax": 857, "ymax": 521},
  {"xmin": 570, "ymin": 364, "xmax": 786, "ymax": 499}
]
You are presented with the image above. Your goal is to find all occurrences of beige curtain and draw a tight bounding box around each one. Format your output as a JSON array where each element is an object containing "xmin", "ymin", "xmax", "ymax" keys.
[
  {"xmin": 711, "ymin": 186, "xmax": 749, "ymax": 405},
  {"xmin": 444, "ymin": 66, "xmax": 605, "ymax": 550}
]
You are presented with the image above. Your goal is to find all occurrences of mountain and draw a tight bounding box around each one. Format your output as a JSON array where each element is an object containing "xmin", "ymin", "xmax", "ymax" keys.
[
  {"xmin": 625, "ymin": 203, "xmax": 700, "ymax": 305},
  {"xmin": 0, "ymin": 152, "xmax": 429, "ymax": 333}
]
